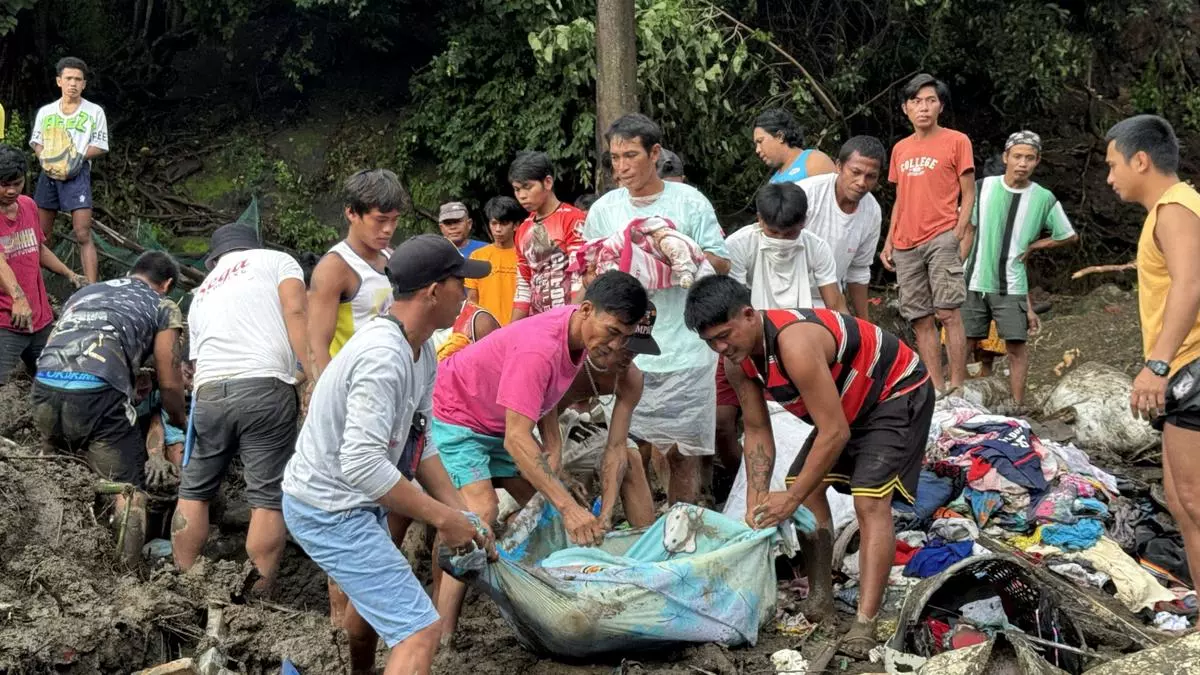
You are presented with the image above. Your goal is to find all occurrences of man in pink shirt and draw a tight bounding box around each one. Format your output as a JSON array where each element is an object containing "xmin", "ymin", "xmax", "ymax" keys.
[{"xmin": 432, "ymin": 270, "xmax": 655, "ymax": 640}]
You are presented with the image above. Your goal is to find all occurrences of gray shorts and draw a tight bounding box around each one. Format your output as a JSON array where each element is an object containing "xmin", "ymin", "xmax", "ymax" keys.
[
  {"xmin": 180, "ymin": 377, "xmax": 298, "ymax": 509},
  {"xmin": 963, "ymin": 292, "xmax": 1029, "ymax": 342},
  {"xmin": 893, "ymin": 229, "xmax": 967, "ymax": 320}
]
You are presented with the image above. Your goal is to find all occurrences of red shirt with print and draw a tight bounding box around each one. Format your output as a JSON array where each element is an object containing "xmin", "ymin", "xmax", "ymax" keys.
[
  {"xmin": 0, "ymin": 195, "xmax": 53, "ymax": 332},
  {"xmin": 888, "ymin": 128, "xmax": 975, "ymax": 250},
  {"xmin": 513, "ymin": 203, "xmax": 586, "ymax": 315}
]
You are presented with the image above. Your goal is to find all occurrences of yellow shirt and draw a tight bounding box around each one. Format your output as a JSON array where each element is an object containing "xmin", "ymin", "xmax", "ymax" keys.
[
  {"xmin": 465, "ymin": 244, "xmax": 518, "ymax": 325},
  {"xmin": 0, "ymin": 103, "xmax": 6, "ymax": 139},
  {"xmin": 1137, "ymin": 181, "xmax": 1200, "ymax": 374}
]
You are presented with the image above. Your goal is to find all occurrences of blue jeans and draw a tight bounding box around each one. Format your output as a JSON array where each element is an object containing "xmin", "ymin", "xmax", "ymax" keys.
[{"xmin": 281, "ymin": 494, "xmax": 439, "ymax": 647}]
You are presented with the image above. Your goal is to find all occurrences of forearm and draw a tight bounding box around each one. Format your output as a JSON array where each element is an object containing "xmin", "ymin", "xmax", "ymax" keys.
[
  {"xmin": 742, "ymin": 426, "xmax": 776, "ymax": 503},
  {"xmin": 159, "ymin": 387, "xmax": 187, "ymax": 428},
  {"xmin": 959, "ymin": 227, "xmax": 974, "ymax": 261},
  {"xmin": 1149, "ymin": 280, "xmax": 1200, "ymax": 363},
  {"xmin": 145, "ymin": 414, "xmax": 166, "ymax": 457},
  {"xmin": 0, "ymin": 258, "xmax": 23, "ymax": 299},
  {"xmin": 705, "ymin": 252, "xmax": 731, "ymax": 275},
  {"xmin": 376, "ymin": 476, "xmax": 460, "ymax": 528},
  {"xmin": 283, "ymin": 311, "xmax": 310, "ymax": 376},
  {"xmin": 84, "ymin": 146, "xmax": 105, "ymax": 160},
  {"xmin": 506, "ymin": 432, "xmax": 575, "ymax": 510},
  {"xmin": 308, "ymin": 323, "xmax": 334, "ymax": 377},
  {"xmin": 39, "ymin": 246, "xmax": 76, "ymax": 278},
  {"xmin": 416, "ymin": 458, "xmax": 469, "ymax": 512},
  {"xmin": 847, "ymin": 283, "xmax": 870, "ymax": 319},
  {"xmin": 598, "ymin": 441, "xmax": 626, "ymax": 515}
]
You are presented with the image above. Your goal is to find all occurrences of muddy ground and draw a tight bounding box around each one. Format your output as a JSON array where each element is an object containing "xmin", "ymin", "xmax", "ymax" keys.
[{"xmin": 0, "ymin": 283, "xmax": 1157, "ymax": 674}]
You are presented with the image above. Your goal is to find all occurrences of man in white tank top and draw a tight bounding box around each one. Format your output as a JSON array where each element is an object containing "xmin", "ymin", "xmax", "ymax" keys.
[{"xmin": 307, "ymin": 169, "xmax": 402, "ymax": 379}]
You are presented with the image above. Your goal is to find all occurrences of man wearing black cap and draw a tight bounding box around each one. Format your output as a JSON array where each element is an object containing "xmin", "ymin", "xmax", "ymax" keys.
[
  {"xmin": 657, "ymin": 148, "xmax": 686, "ymax": 183},
  {"xmin": 282, "ymin": 234, "xmax": 493, "ymax": 673},
  {"xmin": 171, "ymin": 223, "xmax": 311, "ymax": 596},
  {"xmin": 432, "ymin": 270, "xmax": 653, "ymax": 640}
]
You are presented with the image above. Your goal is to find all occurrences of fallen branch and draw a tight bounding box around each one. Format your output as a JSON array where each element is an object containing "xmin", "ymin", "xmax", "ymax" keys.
[
  {"xmin": 1071, "ymin": 261, "xmax": 1136, "ymax": 280},
  {"xmin": 702, "ymin": 1, "xmax": 843, "ymax": 122},
  {"xmin": 90, "ymin": 218, "xmax": 208, "ymax": 285}
]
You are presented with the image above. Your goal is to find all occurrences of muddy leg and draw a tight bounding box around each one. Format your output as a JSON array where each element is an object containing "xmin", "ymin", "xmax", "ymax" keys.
[
  {"xmin": 116, "ymin": 490, "xmax": 147, "ymax": 568},
  {"xmin": 171, "ymin": 498, "xmax": 210, "ymax": 571},
  {"xmin": 435, "ymin": 480, "xmax": 498, "ymax": 644},
  {"xmin": 619, "ymin": 447, "xmax": 656, "ymax": 527},
  {"xmin": 384, "ymin": 621, "xmax": 441, "ymax": 675},
  {"xmin": 666, "ymin": 446, "xmax": 700, "ymax": 505},
  {"xmin": 853, "ymin": 492, "xmax": 895, "ymax": 621},
  {"xmin": 799, "ymin": 488, "xmax": 835, "ymax": 622},
  {"xmin": 246, "ymin": 508, "xmax": 287, "ymax": 596},
  {"xmin": 345, "ymin": 602, "xmax": 380, "ymax": 675}
]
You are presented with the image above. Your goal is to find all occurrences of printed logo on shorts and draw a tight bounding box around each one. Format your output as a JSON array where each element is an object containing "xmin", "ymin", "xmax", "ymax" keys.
[{"xmin": 79, "ymin": 195, "xmax": 86, "ymax": 203}]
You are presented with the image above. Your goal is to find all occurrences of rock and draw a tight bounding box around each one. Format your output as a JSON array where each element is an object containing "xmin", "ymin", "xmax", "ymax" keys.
[
  {"xmin": 134, "ymin": 658, "xmax": 197, "ymax": 675},
  {"xmin": 1042, "ymin": 361, "xmax": 1159, "ymax": 457},
  {"xmin": 771, "ymin": 648, "xmax": 809, "ymax": 673}
]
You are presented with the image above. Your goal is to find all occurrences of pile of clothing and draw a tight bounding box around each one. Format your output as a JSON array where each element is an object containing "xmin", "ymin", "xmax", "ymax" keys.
[{"xmin": 893, "ymin": 397, "xmax": 1196, "ymax": 633}]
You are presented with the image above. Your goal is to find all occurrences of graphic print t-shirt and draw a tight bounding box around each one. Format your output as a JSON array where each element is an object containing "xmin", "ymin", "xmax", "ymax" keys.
[
  {"xmin": 0, "ymin": 195, "xmax": 53, "ymax": 332},
  {"xmin": 37, "ymin": 278, "xmax": 182, "ymax": 398},
  {"xmin": 888, "ymin": 128, "xmax": 974, "ymax": 249},
  {"xmin": 29, "ymin": 99, "xmax": 109, "ymax": 180},
  {"xmin": 514, "ymin": 204, "xmax": 586, "ymax": 315}
]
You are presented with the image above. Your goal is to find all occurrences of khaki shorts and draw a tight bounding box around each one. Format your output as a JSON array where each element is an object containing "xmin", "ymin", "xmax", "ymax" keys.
[
  {"xmin": 894, "ymin": 229, "xmax": 967, "ymax": 320},
  {"xmin": 963, "ymin": 292, "xmax": 1029, "ymax": 342}
]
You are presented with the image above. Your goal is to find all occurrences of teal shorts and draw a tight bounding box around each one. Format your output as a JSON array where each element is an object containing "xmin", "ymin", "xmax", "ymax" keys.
[{"xmin": 431, "ymin": 417, "xmax": 518, "ymax": 488}]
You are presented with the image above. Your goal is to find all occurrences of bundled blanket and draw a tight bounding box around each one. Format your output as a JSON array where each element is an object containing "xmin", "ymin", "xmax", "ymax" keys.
[{"xmin": 571, "ymin": 216, "xmax": 713, "ymax": 290}]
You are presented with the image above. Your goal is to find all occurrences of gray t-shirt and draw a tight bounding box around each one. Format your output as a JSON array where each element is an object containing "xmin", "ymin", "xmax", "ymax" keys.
[{"xmin": 282, "ymin": 316, "xmax": 439, "ymax": 512}]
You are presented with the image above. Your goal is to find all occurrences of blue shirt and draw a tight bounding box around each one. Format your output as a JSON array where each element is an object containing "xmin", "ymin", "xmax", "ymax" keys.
[
  {"xmin": 583, "ymin": 182, "xmax": 728, "ymax": 373},
  {"xmin": 459, "ymin": 239, "xmax": 488, "ymax": 257},
  {"xmin": 769, "ymin": 149, "xmax": 815, "ymax": 184}
]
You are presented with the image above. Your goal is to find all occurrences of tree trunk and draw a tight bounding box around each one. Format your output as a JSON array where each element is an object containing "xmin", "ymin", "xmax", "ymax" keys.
[{"xmin": 594, "ymin": 0, "xmax": 637, "ymax": 190}]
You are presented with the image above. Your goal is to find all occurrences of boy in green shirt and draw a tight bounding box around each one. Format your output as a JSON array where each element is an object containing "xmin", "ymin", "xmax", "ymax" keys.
[{"xmin": 962, "ymin": 130, "xmax": 1078, "ymax": 407}]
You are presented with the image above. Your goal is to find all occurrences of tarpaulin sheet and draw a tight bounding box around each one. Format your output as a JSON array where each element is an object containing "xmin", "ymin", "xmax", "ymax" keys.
[{"xmin": 443, "ymin": 497, "xmax": 781, "ymax": 656}]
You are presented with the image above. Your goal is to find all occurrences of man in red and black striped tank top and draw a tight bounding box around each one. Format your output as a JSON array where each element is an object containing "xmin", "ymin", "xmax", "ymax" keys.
[{"xmin": 685, "ymin": 275, "xmax": 934, "ymax": 658}]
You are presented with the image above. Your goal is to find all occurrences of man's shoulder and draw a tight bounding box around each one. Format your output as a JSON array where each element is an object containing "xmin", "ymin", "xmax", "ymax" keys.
[
  {"xmin": 34, "ymin": 101, "xmax": 58, "ymax": 118},
  {"xmin": 80, "ymin": 98, "xmax": 105, "ymax": 114},
  {"xmin": 590, "ymin": 189, "xmax": 629, "ymax": 212},
  {"xmin": 796, "ymin": 172, "xmax": 837, "ymax": 193},
  {"xmin": 665, "ymin": 181, "xmax": 714, "ymax": 206},
  {"xmin": 554, "ymin": 203, "xmax": 586, "ymax": 221},
  {"xmin": 942, "ymin": 128, "xmax": 971, "ymax": 144},
  {"xmin": 470, "ymin": 244, "xmax": 496, "ymax": 260},
  {"xmin": 725, "ymin": 223, "xmax": 758, "ymax": 246},
  {"xmin": 16, "ymin": 194, "xmax": 37, "ymax": 212}
]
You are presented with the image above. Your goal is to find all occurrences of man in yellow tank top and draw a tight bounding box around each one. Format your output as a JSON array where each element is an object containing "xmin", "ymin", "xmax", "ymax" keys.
[
  {"xmin": 1105, "ymin": 114, "xmax": 1200, "ymax": 590},
  {"xmin": 307, "ymin": 169, "xmax": 401, "ymax": 379}
]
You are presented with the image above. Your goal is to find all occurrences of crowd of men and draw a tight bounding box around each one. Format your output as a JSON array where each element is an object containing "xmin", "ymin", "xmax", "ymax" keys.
[{"xmin": 2, "ymin": 61, "xmax": 1200, "ymax": 675}]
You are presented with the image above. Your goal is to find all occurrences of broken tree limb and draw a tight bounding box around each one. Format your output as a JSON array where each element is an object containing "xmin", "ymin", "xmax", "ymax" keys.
[
  {"xmin": 1071, "ymin": 261, "xmax": 1136, "ymax": 280},
  {"xmin": 702, "ymin": 1, "xmax": 843, "ymax": 122},
  {"xmin": 89, "ymin": 218, "xmax": 209, "ymax": 286}
]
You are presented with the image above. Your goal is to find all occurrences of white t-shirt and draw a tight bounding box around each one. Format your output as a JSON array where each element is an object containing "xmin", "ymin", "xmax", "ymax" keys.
[
  {"xmin": 795, "ymin": 173, "xmax": 881, "ymax": 292},
  {"xmin": 29, "ymin": 98, "xmax": 109, "ymax": 155},
  {"xmin": 727, "ymin": 225, "xmax": 838, "ymax": 308},
  {"xmin": 189, "ymin": 249, "xmax": 304, "ymax": 387}
]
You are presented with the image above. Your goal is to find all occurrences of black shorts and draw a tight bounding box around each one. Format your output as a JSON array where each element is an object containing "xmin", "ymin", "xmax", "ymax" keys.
[
  {"xmin": 1154, "ymin": 357, "xmax": 1200, "ymax": 433},
  {"xmin": 31, "ymin": 381, "xmax": 145, "ymax": 486},
  {"xmin": 0, "ymin": 325, "xmax": 51, "ymax": 385},
  {"xmin": 786, "ymin": 380, "xmax": 934, "ymax": 505},
  {"xmin": 179, "ymin": 377, "xmax": 298, "ymax": 509}
]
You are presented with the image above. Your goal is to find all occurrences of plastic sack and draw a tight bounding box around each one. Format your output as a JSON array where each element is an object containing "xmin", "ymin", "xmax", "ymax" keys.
[
  {"xmin": 629, "ymin": 358, "xmax": 717, "ymax": 457},
  {"xmin": 723, "ymin": 402, "xmax": 856, "ymax": 535},
  {"xmin": 442, "ymin": 497, "xmax": 780, "ymax": 656},
  {"xmin": 1042, "ymin": 361, "xmax": 1158, "ymax": 457}
]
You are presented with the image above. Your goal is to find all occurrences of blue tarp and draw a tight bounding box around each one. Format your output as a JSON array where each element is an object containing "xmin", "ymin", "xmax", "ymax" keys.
[{"xmin": 443, "ymin": 497, "xmax": 784, "ymax": 657}]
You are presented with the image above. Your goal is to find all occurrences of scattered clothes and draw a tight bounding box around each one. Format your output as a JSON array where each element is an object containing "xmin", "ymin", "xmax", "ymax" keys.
[
  {"xmin": 951, "ymin": 421, "xmax": 1048, "ymax": 491},
  {"xmin": 893, "ymin": 471, "xmax": 956, "ymax": 528},
  {"xmin": 949, "ymin": 625, "xmax": 990, "ymax": 650},
  {"xmin": 960, "ymin": 595, "xmax": 1012, "ymax": 631},
  {"xmin": 963, "ymin": 488, "xmax": 1004, "ymax": 527},
  {"xmin": 895, "ymin": 540, "xmax": 922, "ymax": 566},
  {"xmin": 776, "ymin": 612, "xmax": 817, "ymax": 638},
  {"xmin": 928, "ymin": 517, "xmax": 979, "ymax": 542},
  {"xmin": 1064, "ymin": 537, "xmax": 1176, "ymax": 612},
  {"xmin": 1153, "ymin": 611, "xmax": 1189, "ymax": 632},
  {"xmin": 1041, "ymin": 519, "xmax": 1103, "ymax": 551},
  {"xmin": 1008, "ymin": 527, "xmax": 1044, "ymax": 551},
  {"xmin": 1107, "ymin": 497, "xmax": 1141, "ymax": 552},
  {"xmin": 897, "ymin": 530, "xmax": 929, "ymax": 548},
  {"xmin": 841, "ymin": 550, "xmax": 860, "ymax": 578},
  {"xmin": 1035, "ymin": 479, "xmax": 1101, "ymax": 525},
  {"xmin": 924, "ymin": 618, "xmax": 951, "ymax": 653},
  {"xmin": 1136, "ymin": 510, "xmax": 1193, "ymax": 587},
  {"xmin": 1048, "ymin": 562, "xmax": 1110, "ymax": 589},
  {"xmin": 1040, "ymin": 439, "xmax": 1120, "ymax": 496},
  {"xmin": 903, "ymin": 540, "xmax": 975, "ymax": 578},
  {"xmin": 771, "ymin": 649, "xmax": 809, "ymax": 674}
]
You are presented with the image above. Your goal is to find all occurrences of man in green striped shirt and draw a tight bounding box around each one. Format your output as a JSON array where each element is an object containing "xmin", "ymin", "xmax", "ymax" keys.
[{"xmin": 962, "ymin": 131, "xmax": 1078, "ymax": 407}]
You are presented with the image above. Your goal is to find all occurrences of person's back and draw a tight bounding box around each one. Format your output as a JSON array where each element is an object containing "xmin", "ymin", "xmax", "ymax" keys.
[
  {"xmin": 37, "ymin": 276, "xmax": 180, "ymax": 398},
  {"xmin": 434, "ymin": 305, "xmax": 580, "ymax": 437},
  {"xmin": 190, "ymin": 248, "xmax": 304, "ymax": 385},
  {"xmin": 743, "ymin": 307, "xmax": 927, "ymax": 424}
]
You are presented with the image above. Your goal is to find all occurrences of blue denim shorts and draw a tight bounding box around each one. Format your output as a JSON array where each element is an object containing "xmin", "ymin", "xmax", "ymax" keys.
[
  {"xmin": 34, "ymin": 162, "xmax": 92, "ymax": 212},
  {"xmin": 282, "ymin": 494, "xmax": 439, "ymax": 646}
]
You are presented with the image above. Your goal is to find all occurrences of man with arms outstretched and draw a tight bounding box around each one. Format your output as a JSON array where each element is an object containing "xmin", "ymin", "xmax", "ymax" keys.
[{"xmin": 685, "ymin": 275, "xmax": 933, "ymax": 659}]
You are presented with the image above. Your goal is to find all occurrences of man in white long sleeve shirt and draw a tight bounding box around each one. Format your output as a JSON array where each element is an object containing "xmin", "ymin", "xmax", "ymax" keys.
[{"xmin": 281, "ymin": 234, "xmax": 494, "ymax": 675}]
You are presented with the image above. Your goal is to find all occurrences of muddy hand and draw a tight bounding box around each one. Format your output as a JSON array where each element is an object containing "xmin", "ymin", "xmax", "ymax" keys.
[
  {"xmin": 752, "ymin": 492, "xmax": 799, "ymax": 529},
  {"xmin": 144, "ymin": 454, "xmax": 180, "ymax": 489},
  {"xmin": 71, "ymin": 273, "xmax": 88, "ymax": 289},
  {"xmin": 441, "ymin": 510, "xmax": 482, "ymax": 553},
  {"xmin": 10, "ymin": 296, "xmax": 32, "ymax": 331},
  {"xmin": 564, "ymin": 505, "xmax": 604, "ymax": 546}
]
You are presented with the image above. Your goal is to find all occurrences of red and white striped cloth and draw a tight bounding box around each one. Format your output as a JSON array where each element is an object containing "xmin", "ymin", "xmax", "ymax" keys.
[{"xmin": 569, "ymin": 216, "xmax": 713, "ymax": 290}]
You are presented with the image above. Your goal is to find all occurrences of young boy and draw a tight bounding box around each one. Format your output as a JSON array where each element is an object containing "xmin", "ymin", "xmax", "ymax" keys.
[
  {"xmin": 29, "ymin": 56, "xmax": 108, "ymax": 284},
  {"xmin": 509, "ymin": 151, "xmax": 587, "ymax": 322},
  {"xmin": 466, "ymin": 196, "xmax": 523, "ymax": 324}
]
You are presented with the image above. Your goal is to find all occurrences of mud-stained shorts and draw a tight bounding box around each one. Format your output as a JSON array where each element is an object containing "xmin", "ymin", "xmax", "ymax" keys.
[
  {"xmin": 1154, "ymin": 357, "xmax": 1200, "ymax": 433},
  {"xmin": 180, "ymin": 377, "xmax": 298, "ymax": 509},
  {"xmin": 893, "ymin": 229, "xmax": 967, "ymax": 321},
  {"xmin": 31, "ymin": 382, "xmax": 145, "ymax": 486},
  {"xmin": 786, "ymin": 380, "xmax": 934, "ymax": 504}
]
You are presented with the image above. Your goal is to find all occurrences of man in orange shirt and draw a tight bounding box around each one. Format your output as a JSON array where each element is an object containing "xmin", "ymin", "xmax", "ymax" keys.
[
  {"xmin": 509, "ymin": 151, "xmax": 586, "ymax": 322},
  {"xmin": 882, "ymin": 73, "xmax": 975, "ymax": 395},
  {"xmin": 466, "ymin": 196, "xmax": 522, "ymax": 324},
  {"xmin": 1106, "ymin": 114, "xmax": 1200, "ymax": 591}
]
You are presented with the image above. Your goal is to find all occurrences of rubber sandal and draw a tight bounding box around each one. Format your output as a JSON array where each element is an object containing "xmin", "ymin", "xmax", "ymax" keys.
[{"xmin": 838, "ymin": 618, "xmax": 878, "ymax": 660}]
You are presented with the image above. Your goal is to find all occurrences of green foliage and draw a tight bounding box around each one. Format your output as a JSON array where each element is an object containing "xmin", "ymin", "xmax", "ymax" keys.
[
  {"xmin": 0, "ymin": 0, "xmax": 38, "ymax": 36},
  {"xmin": 3, "ymin": 111, "xmax": 29, "ymax": 150},
  {"xmin": 270, "ymin": 159, "xmax": 339, "ymax": 251}
]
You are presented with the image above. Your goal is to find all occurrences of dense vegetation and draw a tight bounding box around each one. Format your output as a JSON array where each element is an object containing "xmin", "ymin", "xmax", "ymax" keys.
[{"xmin": 2, "ymin": 0, "xmax": 1198, "ymax": 279}]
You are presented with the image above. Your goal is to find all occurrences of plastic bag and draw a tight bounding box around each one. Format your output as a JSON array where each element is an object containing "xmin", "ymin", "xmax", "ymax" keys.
[
  {"xmin": 442, "ymin": 497, "xmax": 780, "ymax": 656},
  {"xmin": 629, "ymin": 358, "xmax": 717, "ymax": 457},
  {"xmin": 1042, "ymin": 361, "xmax": 1158, "ymax": 457}
]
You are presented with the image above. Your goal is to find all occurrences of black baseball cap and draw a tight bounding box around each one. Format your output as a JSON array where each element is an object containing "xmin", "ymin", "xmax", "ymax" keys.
[
  {"xmin": 625, "ymin": 301, "xmax": 660, "ymax": 355},
  {"xmin": 205, "ymin": 223, "xmax": 260, "ymax": 270},
  {"xmin": 385, "ymin": 234, "xmax": 490, "ymax": 292}
]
